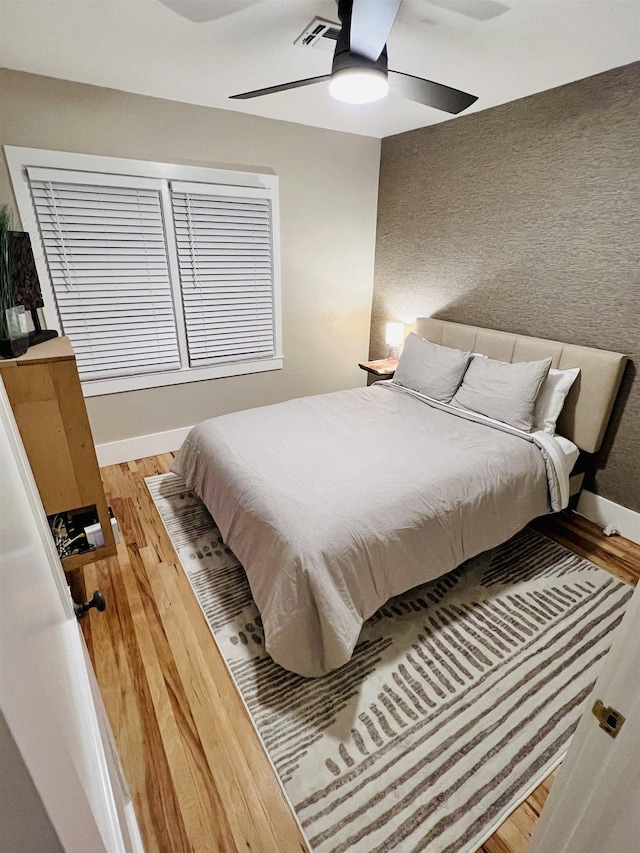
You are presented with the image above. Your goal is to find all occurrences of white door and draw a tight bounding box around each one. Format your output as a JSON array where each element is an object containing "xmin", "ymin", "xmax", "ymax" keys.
[
  {"xmin": 528, "ymin": 569, "xmax": 640, "ymax": 853},
  {"xmin": 0, "ymin": 379, "xmax": 143, "ymax": 853}
]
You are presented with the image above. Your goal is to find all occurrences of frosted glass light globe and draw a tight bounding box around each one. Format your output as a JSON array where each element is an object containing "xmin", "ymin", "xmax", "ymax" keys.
[{"xmin": 329, "ymin": 69, "xmax": 389, "ymax": 104}]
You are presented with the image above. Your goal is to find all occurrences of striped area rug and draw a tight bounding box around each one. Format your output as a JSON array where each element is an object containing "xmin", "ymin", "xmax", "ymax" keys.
[{"xmin": 146, "ymin": 473, "xmax": 632, "ymax": 853}]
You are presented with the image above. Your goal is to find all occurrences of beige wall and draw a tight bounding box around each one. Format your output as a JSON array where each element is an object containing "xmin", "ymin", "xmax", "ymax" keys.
[
  {"xmin": 0, "ymin": 69, "xmax": 380, "ymax": 445},
  {"xmin": 372, "ymin": 63, "xmax": 640, "ymax": 511}
]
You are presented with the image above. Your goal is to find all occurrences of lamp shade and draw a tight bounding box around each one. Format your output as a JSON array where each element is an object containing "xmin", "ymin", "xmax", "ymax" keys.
[
  {"xmin": 10, "ymin": 231, "xmax": 43, "ymax": 312},
  {"xmin": 385, "ymin": 322, "xmax": 405, "ymax": 349}
]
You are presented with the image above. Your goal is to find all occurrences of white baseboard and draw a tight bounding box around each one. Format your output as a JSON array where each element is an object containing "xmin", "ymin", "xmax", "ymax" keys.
[
  {"xmin": 96, "ymin": 425, "xmax": 192, "ymax": 467},
  {"xmin": 576, "ymin": 490, "xmax": 640, "ymax": 546}
]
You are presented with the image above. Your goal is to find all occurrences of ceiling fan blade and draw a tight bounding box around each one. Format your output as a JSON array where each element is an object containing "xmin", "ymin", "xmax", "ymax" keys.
[
  {"xmin": 350, "ymin": 0, "xmax": 402, "ymax": 61},
  {"xmin": 425, "ymin": 0, "xmax": 509, "ymax": 22},
  {"xmin": 388, "ymin": 70, "xmax": 477, "ymax": 114},
  {"xmin": 157, "ymin": 0, "xmax": 264, "ymax": 24},
  {"xmin": 229, "ymin": 75, "xmax": 331, "ymax": 100}
]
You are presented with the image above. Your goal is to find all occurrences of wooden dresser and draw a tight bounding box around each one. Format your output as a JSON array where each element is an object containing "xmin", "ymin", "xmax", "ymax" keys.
[{"xmin": 0, "ymin": 336, "xmax": 116, "ymax": 570}]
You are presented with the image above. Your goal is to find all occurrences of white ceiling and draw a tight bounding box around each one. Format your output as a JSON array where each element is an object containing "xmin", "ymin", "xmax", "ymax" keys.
[{"xmin": 1, "ymin": 0, "xmax": 638, "ymax": 138}]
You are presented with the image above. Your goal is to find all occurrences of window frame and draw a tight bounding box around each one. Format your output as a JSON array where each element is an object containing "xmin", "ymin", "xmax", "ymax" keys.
[{"xmin": 6, "ymin": 146, "xmax": 283, "ymax": 397}]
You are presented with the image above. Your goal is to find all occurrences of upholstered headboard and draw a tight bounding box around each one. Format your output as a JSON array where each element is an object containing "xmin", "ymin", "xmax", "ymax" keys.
[{"xmin": 415, "ymin": 318, "xmax": 627, "ymax": 454}]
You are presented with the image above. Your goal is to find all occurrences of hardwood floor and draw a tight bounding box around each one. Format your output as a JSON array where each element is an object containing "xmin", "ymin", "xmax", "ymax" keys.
[{"xmin": 74, "ymin": 455, "xmax": 640, "ymax": 853}]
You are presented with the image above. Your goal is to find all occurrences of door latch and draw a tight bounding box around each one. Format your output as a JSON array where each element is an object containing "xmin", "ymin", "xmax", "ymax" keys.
[{"xmin": 592, "ymin": 699, "xmax": 625, "ymax": 738}]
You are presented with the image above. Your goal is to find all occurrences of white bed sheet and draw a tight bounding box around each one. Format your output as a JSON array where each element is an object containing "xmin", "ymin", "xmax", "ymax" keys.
[{"xmin": 172, "ymin": 384, "xmax": 572, "ymax": 677}]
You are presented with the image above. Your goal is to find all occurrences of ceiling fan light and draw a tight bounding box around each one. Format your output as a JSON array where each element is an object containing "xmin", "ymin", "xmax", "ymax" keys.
[{"xmin": 329, "ymin": 68, "xmax": 389, "ymax": 104}]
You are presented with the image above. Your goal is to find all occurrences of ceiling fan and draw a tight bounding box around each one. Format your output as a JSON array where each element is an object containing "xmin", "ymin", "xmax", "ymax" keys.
[{"xmin": 230, "ymin": 0, "xmax": 479, "ymax": 114}]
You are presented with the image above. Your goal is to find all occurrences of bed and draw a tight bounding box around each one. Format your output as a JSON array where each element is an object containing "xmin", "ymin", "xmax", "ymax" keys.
[{"xmin": 172, "ymin": 319, "xmax": 626, "ymax": 677}]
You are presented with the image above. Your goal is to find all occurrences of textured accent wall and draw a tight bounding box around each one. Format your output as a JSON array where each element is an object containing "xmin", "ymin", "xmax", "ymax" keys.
[{"xmin": 371, "ymin": 63, "xmax": 640, "ymax": 512}]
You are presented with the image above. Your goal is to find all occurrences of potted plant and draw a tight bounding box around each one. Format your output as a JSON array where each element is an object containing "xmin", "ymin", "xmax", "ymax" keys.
[{"xmin": 0, "ymin": 204, "xmax": 29, "ymax": 358}]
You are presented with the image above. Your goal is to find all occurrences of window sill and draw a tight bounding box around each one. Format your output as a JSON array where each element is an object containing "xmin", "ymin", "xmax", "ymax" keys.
[{"xmin": 82, "ymin": 357, "xmax": 284, "ymax": 397}]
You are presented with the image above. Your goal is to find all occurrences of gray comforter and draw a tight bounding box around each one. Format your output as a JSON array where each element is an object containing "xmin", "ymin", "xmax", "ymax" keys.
[{"xmin": 172, "ymin": 384, "xmax": 567, "ymax": 677}]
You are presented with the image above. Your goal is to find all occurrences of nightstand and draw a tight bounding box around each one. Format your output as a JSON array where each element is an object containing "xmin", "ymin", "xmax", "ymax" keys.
[{"xmin": 358, "ymin": 357, "xmax": 398, "ymax": 380}]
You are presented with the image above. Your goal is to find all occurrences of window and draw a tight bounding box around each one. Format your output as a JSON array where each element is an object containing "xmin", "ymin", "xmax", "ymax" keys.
[
  {"xmin": 171, "ymin": 183, "xmax": 276, "ymax": 368},
  {"xmin": 28, "ymin": 170, "xmax": 182, "ymax": 381},
  {"xmin": 6, "ymin": 148, "xmax": 282, "ymax": 396}
]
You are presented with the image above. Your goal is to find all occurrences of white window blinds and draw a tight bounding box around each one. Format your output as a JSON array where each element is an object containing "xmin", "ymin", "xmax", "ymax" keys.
[
  {"xmin": 27, "ymin": 167, "xmax": 181, "ymax": 381},
  {"xmin": 171, "ymin": 182, "xmax": 276, "ymax": 367}
]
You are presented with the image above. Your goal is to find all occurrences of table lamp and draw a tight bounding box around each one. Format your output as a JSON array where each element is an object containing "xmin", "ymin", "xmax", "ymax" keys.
[{"xmin": 385, "ymin": 322, "xmax": 405, "ymax": 359}]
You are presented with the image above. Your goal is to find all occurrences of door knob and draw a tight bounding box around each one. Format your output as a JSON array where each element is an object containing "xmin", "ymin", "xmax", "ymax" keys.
[{"xmin": 74, "ymin": 590, "xmax": 106, "ymax": 619}]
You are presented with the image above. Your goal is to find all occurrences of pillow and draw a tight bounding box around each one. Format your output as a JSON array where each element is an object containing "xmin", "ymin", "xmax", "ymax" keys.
[
  {"xmin": 533, "ymin": 367, "xmax": 580, "ymax": 434},
  {"xmin": 452, "ymin": 355, "xmax": 552, "ymax": 431},
  {"xmin": 392, "ymin": 333, "xmax": 472, "ymax": 402}
]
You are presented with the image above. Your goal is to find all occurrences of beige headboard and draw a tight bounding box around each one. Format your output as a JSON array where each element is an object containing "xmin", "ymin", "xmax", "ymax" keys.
[{"xmin": 415, "ymin": 318, "xmax": 627, "ymax": 454}]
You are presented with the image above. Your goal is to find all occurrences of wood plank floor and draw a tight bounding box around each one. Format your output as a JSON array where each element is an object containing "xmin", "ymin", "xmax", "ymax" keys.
[{"xmin": 73, "ymin": 455, "xmax": 640, "ymax": 853}]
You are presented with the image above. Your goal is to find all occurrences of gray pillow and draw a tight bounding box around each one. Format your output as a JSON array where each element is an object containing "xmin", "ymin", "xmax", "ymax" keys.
[
  {"xmin": 452, "ymin": 355, "xmax": 552, "ymax": 431},
  {"xmin": 393, "ymin": 333, "xmax": 472, "ymax": 402}
]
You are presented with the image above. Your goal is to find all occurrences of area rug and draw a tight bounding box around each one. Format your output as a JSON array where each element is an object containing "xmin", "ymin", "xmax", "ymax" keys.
[{"xmin": 146, "ymin": 472, "xmax": 632, "ymax": 853}]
